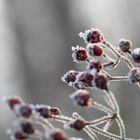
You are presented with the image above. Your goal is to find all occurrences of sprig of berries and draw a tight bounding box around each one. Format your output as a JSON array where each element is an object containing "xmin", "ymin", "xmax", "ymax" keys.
[{"xmin": 4, "ymin": 28, "xmax": 140, "ymax": 140}]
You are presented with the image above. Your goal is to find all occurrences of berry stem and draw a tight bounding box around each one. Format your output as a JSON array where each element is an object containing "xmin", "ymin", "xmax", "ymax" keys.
[
  {"xmin": 87, "ymin": 115, "xmax": 114, "ymax": 125},
  {"xmin": 108, "ymin": 76, "xmax": 129, "ymax": 81},
  {"xmin": 103, "ymin": 41, "xmax": 134, "ymax": 69},
  {"xmin": 92, "ymin": 101, "xmax": 113, "ymax": 114},
  {"xmin": 84, "ymin": 126, "xmax": 99, "ymax": 140}
]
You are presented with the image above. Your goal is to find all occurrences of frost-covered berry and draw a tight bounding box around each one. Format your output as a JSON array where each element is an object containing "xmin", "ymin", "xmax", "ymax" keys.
[
  {"xmin": 35, "ymin": 105, "xmax": 52, "ymax": 118},
  {"xmin": 128, "ymin": 67, "xmax": 140, "ymax": 83},
  {"xmin": 20, "ymin": 121, "xmax": 35, "ymax": 135},
  {"xmin": 87, "ymin": 60, "xmax": 103, "ymax": 72},
  {"xmin": 49, "ymin": 129, "xmax": 67, "ymax": 140},
  {"xmin": 61, "ymin": 70, "xmax": 79, "ymax": 84},
  {"xmin": 72, "ymin": 46, "xmax": 88, "ymax": 62},
  {"xmin": 119, "ymin": 39, "xmax": 132, "ymax": 53},
  {"xmin": 14, "ymin": 104, "xmax": 32, "ymax": 118},
  {"xmin": 50, "ymin": 107, "xmax": 61, "ymax": 116},
  {"xmin": 77, "ymin": 72, "xmax": 94, "ymax": 88},
  {"xmin": 70, "ymin": 90, "xmax": 92, "ymax": 107},
  {"xmin": 79, "ymin": 28, "xmax": 104, "ymax": 43},
  {"xmin": 14, "ymin": 130, "xmax": 28, "ymax": 140},
  {"xmin": 95, "ymin": 73, "xmax": 108, "ymax": 90},
  {"xmin": 70, "ymin": 118, "xmax": 86, "ymax": 131},
  {"xmin": 132, "ymin": 48, "xmax": 140, "ymax": 63},
  {"xmin": 6, "ymin": 96, "xmax": 23, "ymax": 110},
  {"xmin": 87, "ymin": 44, "xmax": 104, "ymax": 56}
]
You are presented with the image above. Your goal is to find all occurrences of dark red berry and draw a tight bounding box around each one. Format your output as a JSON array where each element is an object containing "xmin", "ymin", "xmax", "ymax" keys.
[
  {"xmin": 78, "ymin": 72, "xmax": 94, "ymax": 87},
  {"xmin": 72, "ymin": 46, "xmax": 88, "ymax": 62},
  {"xmin": 62, "ymin": 70, "xmax": 78, "ymax": 84},
  {"xmin": 50, "ymin": 129, "xmax": 67, "ymax": 140},
  {"xmin": 7, "ymin": 96, "xmax": 23, "ymax": 110},
  {"xmin": 21, "ymin": 121, "xmax": 35, "ymax": 135},
  {"xmin": 70, "ymin": 90, "xmax": 92, "ymax": 107},
  {"xmin": 87, "ymin": 60, "xmax": 103, "ymax": 71},
  {"xmin": 119, "ymin": 39, "xmax": 132, "ymax": 53},
  {"xmin": 87, "ymin": 44, "xmax": 104, "ymax": 56},
  {"xmin": 36, "ymin": 107, "xmax": 51, "ymax": 118},
  {"xmin": 132, "ymin": 48, "xmax": 140, "ymax": 63},
  {"xmin": 19, "ymin": 105, "xmax": 32, "ymax": 118},
  {"xmin": 14, "ymin": 131, "xmax": 28, "ymax": 140},
  {"xmin": 95, "ymin": 73, "xmax": 108, "ymax": 90},
  {"xmin": 70, "ymin": 118, "xmax": 86, "ymax": 130},
  {"xmin": 50, "ymin": 107, "xmax": 61, "ymax": 116},
  {"xmin": 76, "ymin": 49, "xmax": 88, "ymax": 61},
  {"xmin": 128, "ymin": 68, "xmax": 140, "ymax": 83},
  {"xmin": 87, "ymin": 29, "xmax": 104, "ymax": 43}
]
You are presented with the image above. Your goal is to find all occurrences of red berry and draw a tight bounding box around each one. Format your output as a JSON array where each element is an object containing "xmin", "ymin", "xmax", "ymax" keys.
[
  {"xmin": 62, "ymin": 70, "xmax": 78, "ymax": 84},
  {"xmin": 132, "ymin": 48, "xmax": 140, "ymax": 63},
  {"xmin": 50, "ymin": 129, "xmax": 67, "ymax": 140},
  {"xmin": 86, "ymin": 29, "xmax": 104, "ymax": 43},
  {"xmin": 76, "ymin": 49, "xmax": 88, "ymax": 61},
  {"xmin": 7, "ymin": 96, "xmax": 23, "ymax": 110},
  {"xmin": 50, "ymin": 107, "xmax": 61, "ymax": 116},
  {"xmin": 119, "ymin": 39, "xmax": 132, "ymax": 53},
  {"xmin": 70, "ymin": 118, "xmax": 86, "ymax": 130},
  {"xmin": 78, "ymin": 72, "xmax": 94, "ymax": 87},
  {"xmin": 87, "ymin": 44, "xmax": 104, "ymax": 56},
  {"xmin": 36, "ymin": 107, "xmax": 51, "ymax": 118},
  {"xmin": 70, "ymin": 90, "xmax": 92, "ymax": 107},
  {"xmin": 72, "ymin": 46, "xmax": 88, "ymax": 62},
  {"xmin": 95, "ymin": 73, "xmax": 108, "ymax": 90}
]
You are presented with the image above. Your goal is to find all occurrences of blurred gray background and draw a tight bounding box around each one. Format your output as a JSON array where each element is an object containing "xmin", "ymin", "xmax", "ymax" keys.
[{"xmin": 0, "ymin": 0, "xmax": 140, "ymax": 139}]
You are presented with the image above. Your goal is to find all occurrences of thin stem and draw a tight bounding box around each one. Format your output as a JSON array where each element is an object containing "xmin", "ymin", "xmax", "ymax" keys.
[
  {"xmin": 103, "ymin": 119, "xmax": 114, "ymax": 131},
  {"xmin": 103, "ymin": 41, "xmax": 134, "ymax": 69},
  {"xmin": 90, "ymin": 125, "xmax": 121, "ymax": 140},
  {"xmin": 87, "ymin": 115, "xmax": 113, "ymax": 125},
  {"xmin": 109, "ymin": 76, "xmax": 129, "ymax": 81},
  {"xmin": 51, "ymin": 115, "xmax": 72, "ymax": 122},
  {"xmin": 92, "ymin": 101, "xmax": 113, "ymax": 114},
  {"xmin": 104, "ymin": 90, "xmax": 126, "ymax": 139},
  {"xmin": 116, "ymin": 115, "xmax": 126, "ymax": 139},
  {"xmin": 84, "ymin": 126, "xmax": 99, "ymax": 140},
  {"xmin": 104, "ymin": 90, "xmax": 118, "ymax": 111}
]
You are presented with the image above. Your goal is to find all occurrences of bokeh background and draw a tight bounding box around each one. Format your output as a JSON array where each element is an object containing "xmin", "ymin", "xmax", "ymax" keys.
[{"xmin": 0, "ymin": 0, "xmax": 140, "ymax": 139}]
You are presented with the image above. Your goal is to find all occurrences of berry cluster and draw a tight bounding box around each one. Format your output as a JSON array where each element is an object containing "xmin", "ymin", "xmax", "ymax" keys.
[
  {"xmin": 62, "ymin": 28, "xmax": 140, "ymax": 140},
  {"xmin": 4, "ymin": 28, "xmax": 140, "ymax": 140}
]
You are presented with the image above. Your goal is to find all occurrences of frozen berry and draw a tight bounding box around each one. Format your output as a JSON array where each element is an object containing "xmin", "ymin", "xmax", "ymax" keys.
[
  {"xmin": 79, "ymin": 28, "xmax": 104, "ymax": 43},
  {"xmin": 70, "ymin": 90, "xmax": 92, "ymax": 107},
  {"xmin": 72, "ymin": 46, "xmax": 88, "ymax": 62},
  {"xmin": 61, "ymin": 70, "xmax": 79, "ymax": 84},
  {"xmin": 95, "ymin": 73, "xmax": 108, "ymax": 90},
  {"xmin": 132, "ymin": 48, "xmax": 140, "ymax": 63},
  {"xmin": 87, "ymin": 44, "xmax": 104, "ymax": 56},
  {"xmin": 119, "ymin": 39, "xmax": 132, "ymax": 53},
  {"xmin": 128, "ymin": 67, "xmax": 140, "ymax": 83},
  {"xmin": 70, "ymin": 118, "xmax": 86, "ymax": 131},
  {"xmin": 50, "ymin": 107, "xmax": 61, "ymax": 116},
  {"xmin": 78, "ymin": 72, "xmax": 94, "ymax": 88}
]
